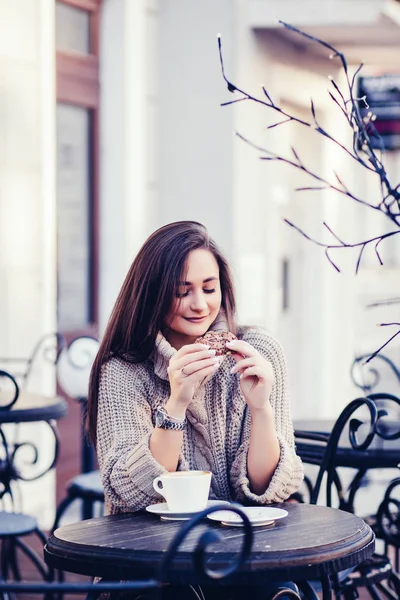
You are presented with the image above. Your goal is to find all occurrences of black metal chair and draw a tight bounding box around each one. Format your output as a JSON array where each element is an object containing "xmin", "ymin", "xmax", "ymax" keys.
[
  {"xmin": 54, "ymin": 336, "xmax": 104, "ymax": 528},
  {"xmin": 52, "ymin": 470, "xmax": 104, "ymax": 530},
  {"xmin": 0, "ymin": 332, "xmax": 64, "ymax": 392},
  {"xmin": 0, "ymin": 504, "xmax": 256, "ymax": 600},
  {"xmin": 295, "ymin": 393, "xmax": 400, "ymax": 600},
  {"xmin": 0, "ymin": 370, "xmax": 54, "ymax": 584},
  {"xmin": 374, "ymin": 475, "xmax": 400, "ymax": 574},
  {"xmin": 351, "ymin": 352, "xmax": 400, "ymax": 397}
]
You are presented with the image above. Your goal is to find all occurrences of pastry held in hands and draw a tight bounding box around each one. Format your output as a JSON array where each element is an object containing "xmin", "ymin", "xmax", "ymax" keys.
[{"xmin": 195, "ymin": 331, "xmax": 237, "ymax": 356}]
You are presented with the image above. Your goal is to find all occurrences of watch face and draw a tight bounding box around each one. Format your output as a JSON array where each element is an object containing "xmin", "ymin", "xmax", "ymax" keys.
[{"xmin": 156, "ymin": 408, "xmax": 165, "ymax": 428}]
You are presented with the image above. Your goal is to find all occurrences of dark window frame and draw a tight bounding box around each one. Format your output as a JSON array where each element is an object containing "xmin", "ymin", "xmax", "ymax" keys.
[{"xmin": 56, "ymin": 0, "xmax": 101, "ymax": 326}]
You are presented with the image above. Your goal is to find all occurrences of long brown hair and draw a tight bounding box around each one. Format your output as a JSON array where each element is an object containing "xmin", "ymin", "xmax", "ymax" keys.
[{"xmin": 87, "ymin": 221, "xmax": 236, "ymax": 444}]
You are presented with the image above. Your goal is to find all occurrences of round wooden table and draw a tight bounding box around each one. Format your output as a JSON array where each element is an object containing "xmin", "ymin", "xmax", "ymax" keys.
[
  {"xmin": 0, "ymin": 392, "xmax": 67, "ymax": 424},
  {"xmin": 45, "ymin": 503, "xmax": 374, "ymax": 599}
]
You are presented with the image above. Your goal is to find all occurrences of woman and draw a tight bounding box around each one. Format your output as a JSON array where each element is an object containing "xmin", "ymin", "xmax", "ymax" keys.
[{"xmin": 87, "ymin": 221, "xmax": 304, "ymax": 599}]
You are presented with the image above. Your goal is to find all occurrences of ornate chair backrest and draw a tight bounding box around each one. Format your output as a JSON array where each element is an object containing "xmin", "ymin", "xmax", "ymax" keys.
[
  {"xmin": 0, "ymin": 370, "xmax": 19, "ymax": 411},
  {"xmin": 158, "ymin": 504, "xmax": 253, "ymax": 582},
  {"xmin": 297, "ymin": 393, "xmax": 400, "ymax": 509},
  {"xmin": 351, "ymin": 353, "xmax": 400, "ymax": 401},
  {"xmin": 0, "ymin": 332, "xmax": 65, "ymax": 391},
  {"xmin": 56, "ymin": 335, "xmax": 99, "ymax": 401},
  {"xmin": 56, "ymin": 335, "xmax": 100, "ymax": 473},
  {"xmin": 376, "ymin": 475, "xmax": 400, "ymax": 551}
]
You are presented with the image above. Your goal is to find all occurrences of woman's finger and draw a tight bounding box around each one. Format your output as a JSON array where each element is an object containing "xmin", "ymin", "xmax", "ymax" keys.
[
  {"xmin": 175, "ymin": 343, "xmax": 210, "ymax": 358},
  {"xmin": 239, "ymin": 366, "xmax": 264, "ymax": 380},
  {"xmin": 180, "ymin": 356, "xmax": 221, "ymax": 378},
  {"xmin": 230, "ymin": 357, "xmax": 257, "ymax": 375},
  {"xmin": 225, "ymin": 339, "xmax": 255, "ymax": 357},
  {"xmin": 173, "ymin": 348, "xmax": 217, "ymax": 371},
  {"xmin": 181, "ymin": 358, "xmax": 221, "ymax": 381}
]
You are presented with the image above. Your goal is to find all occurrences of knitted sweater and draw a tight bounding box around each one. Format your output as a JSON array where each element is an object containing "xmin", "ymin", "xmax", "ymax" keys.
[{"xmin": 96, "ymin": 325, "xmax": 304, "ymax": 515}]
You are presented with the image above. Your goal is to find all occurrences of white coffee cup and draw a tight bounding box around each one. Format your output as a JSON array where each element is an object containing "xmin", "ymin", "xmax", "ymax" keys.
[{"xmin": 153, "ymin": 470, "xmax": 212, "ymax": 513}]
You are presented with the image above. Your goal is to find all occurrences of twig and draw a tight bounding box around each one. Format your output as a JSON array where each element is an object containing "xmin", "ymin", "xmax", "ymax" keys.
[{"xmin": 218, "ymin": 25, "xmax": 400, "ymax": 358}]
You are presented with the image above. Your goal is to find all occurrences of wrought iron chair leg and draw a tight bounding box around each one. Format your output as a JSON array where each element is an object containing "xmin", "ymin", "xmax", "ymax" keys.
[
  {"xmin": 366, "ymin": 584, "xmax": 384, "ymax": 600},
  {"xmin": 387, "ymin": 572, "xmax": 400, "ymax": 595},
  {"xmin": 13, "ymin": 537, "xmax": 52, "ymax": 581},
  {"xmin": 392, "ymin": 570, "xmax": 400, "ymax": 589},
  {"xmin": 0, "ymin": 539, "xmax": 10, "ymax": 581},
  {"xmin": 339, "ymin": 589, "xmax": 358, "ymax": 600},
  {"xmin": 296, "ymin": 580, "xmax": 319, "ymax": 599},
  {"xmin": 320, "ymin": 573, "xmax": 332, "ymax": 600},
  {"xmin": 33, "ymin": 526, "xmax": 48, "ymax": 547},
  {"xmin": 6, "ymin": 539, "xmax": 21, "ymax": 581},
  {"xmin": 375, "ymin": 580, "xmax": 399, "ymax": 600},
  {"xmin": 52, "ymin": 497, "xmax": 75, "ymax": 531}
]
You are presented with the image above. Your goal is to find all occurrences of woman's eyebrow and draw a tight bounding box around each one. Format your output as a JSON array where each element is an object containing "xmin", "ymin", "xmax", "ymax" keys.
[{"xmin": 177, "ymin": 276, "xmax": 219, "ymax": 285}]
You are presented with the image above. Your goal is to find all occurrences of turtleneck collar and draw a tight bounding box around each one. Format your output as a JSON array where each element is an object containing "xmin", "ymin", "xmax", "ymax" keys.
[{"xmin": 151, "ymin": 309, "xmax": 229, "ymax": 380}]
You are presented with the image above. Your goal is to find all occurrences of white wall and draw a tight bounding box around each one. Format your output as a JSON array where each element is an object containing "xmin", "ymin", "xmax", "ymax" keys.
[
  {"xmin": 0, "ymin": 0, "xmax": 57, "ymax": 359},
  {"xmin": 247, "ymin": 0, "xmax": 389, "ymax": 28},
  {"xmin": 100, "ymin": 0, "xmax": 165, "ymax": 332},
  {"xmin": 156, "ymin": 0, "xmax": 235, "ymax": 254},
  {"xmin": 0, "ymin": 0, "xmax": 57, "ymax": 527},
  {"xmin": 100, "ymin": 0, "xmax": 236, "ymax": 327}
]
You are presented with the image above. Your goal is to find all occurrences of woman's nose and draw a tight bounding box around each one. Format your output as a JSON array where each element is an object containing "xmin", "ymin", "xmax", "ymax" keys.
[{"xmin": 190, "ymin": 292, "xmax": 208, "ymax": 311}]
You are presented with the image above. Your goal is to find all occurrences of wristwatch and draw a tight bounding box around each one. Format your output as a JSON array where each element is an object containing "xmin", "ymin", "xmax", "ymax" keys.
[{"xmin": 155, "ymin": 407, "xmax": 187, "ymax": 431}]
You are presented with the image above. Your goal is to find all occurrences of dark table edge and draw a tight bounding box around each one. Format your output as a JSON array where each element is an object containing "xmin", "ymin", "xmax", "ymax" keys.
[
  {"xmin": 0, "ymin": 396, "xmax": 68, "ymax": 423},
  {"xmin": 44, "ymin": 525, "xmax": 375, "ymax": 585}
]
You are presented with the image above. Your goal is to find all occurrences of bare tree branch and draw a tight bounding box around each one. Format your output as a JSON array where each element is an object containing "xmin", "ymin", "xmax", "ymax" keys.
[
  {"xmin": 218, "ymin": 25, "xmax": 400, "ymax": 359},
  {"xmin": 365, "ymin": 326, "xmax": 400, "ymax": 363},
  {"xmin": 367, "ymin": 298, "xmax": 400, "ymax": 308}
]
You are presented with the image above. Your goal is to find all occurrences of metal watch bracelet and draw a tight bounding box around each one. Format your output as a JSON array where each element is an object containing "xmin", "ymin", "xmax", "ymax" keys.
[{"xmin": 156, "ymin": 407, "xmax": 187, "ymax": 431}]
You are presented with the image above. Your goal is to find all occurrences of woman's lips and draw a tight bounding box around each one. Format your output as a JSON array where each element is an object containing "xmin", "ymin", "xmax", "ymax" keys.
[{"xmin": 184, "ymin": 316, "xmax": 209, "ymax": 323}]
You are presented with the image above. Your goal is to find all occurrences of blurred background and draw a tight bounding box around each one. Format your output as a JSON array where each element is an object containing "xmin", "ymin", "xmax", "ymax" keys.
[{"xmin": 0, "ymin": 0, "xmax": 400, "ymax": 526}]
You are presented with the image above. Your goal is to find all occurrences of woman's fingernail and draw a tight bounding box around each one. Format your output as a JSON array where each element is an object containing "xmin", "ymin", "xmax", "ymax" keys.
[
  {"xmin": 212, "ymin": 357, "xmax": 221, "ymax": 364},
  {"xmin": 212, "ymin": 361, "xmax": 220, "ymax": 368},
  {"xmin": 200, "ymin": 344, "xmax": 210, "ymax": 349},
  {"xmin": 208, "ymin": 349, "xmax": 216, "ymax": 356},
  {"xmin": 226, "ymin": 341, "xmax": 235, "ymax": 347},
  {"xmin": 230, "ymin": 366, "xmax": 236, "ymax": 374}
]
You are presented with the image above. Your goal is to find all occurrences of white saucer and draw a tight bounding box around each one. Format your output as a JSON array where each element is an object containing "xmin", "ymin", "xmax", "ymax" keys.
[
  {"xmin": 207, "ymin": 506, "xmax": 288, "ymax": 527},
  {"xmin": 146, "ymin": 500, "xmax": 231, "ymax": 521}
]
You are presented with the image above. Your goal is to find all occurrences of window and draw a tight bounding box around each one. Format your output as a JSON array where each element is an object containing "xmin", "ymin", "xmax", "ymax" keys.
[{"xmin": 56, "ymin": 0, "xmax": 100, "ymax": 330}]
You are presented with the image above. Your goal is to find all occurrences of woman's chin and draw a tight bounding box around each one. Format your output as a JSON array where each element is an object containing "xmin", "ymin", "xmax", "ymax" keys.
[{"xmin": 183, "ymin": 321, "xmax": 210, "ymax": 336}]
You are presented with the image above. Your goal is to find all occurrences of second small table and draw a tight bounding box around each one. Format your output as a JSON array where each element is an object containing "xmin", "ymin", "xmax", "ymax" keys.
[
  {"xmin": 294, "ymin": 418, "xmax": 400, "ymax": 470},
  {"xmin": 0, "ymin": 392, "xmax": 68, "ymax": 491},
  {"xmin": 0, "ymin": 392, "xmax": 68, "ymax": 424}
]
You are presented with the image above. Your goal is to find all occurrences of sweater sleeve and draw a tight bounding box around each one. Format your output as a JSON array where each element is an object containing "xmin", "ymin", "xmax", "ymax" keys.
[
  {"xmin": 96, "ymin": 358, "xmax": 189, "ymax": 512},
  {"xmin": 230, "ymin": 330, "xmax": 304, "ymax": 504}
]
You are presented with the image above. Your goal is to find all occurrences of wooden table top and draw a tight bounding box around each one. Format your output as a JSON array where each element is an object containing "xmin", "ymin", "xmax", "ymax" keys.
[
  {"xmin": 0, "ymin": 392, "xmax": 68, "ymax": 423},
  {"xmin": 45, "ymin": 503, "xmax": 374, "ymax": 585}
]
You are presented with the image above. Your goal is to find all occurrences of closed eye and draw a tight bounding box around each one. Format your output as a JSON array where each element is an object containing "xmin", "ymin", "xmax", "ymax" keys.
[{"xmin": 175, "ymin": 288, "xmax": 216, "ymax": 298}]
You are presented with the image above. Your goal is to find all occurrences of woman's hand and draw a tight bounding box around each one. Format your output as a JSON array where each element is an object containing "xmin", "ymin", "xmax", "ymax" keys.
[
  {"xmin": 167, "ymin": 343, "xmax": 221, "ymax": 411},
  {"xmin": 226, "ymin": 339, "xmax": 275, "ymax": 411}
]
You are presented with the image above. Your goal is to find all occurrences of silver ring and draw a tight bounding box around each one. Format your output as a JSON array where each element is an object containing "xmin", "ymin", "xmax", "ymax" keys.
[{"xmin": 181, "ymin": 367, "xmax": 189, "ymax": 377}]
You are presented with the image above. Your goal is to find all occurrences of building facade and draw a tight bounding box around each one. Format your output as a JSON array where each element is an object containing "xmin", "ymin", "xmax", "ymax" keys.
[{"xmin": 1, "ymin": 0, "xmax": 400, "ymax": 524}]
